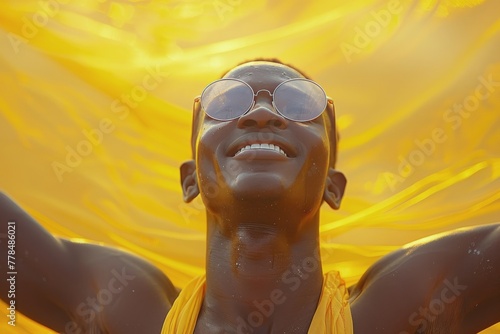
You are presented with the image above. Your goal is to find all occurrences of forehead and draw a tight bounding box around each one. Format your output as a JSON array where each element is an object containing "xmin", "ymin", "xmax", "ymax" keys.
[{"xmin": 223, "ymin": 62, "xmax": 304, "ymax": 91}]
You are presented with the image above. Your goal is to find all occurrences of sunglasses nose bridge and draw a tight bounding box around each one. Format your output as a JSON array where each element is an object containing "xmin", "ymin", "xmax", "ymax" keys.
[
  {"xmin": 254, "ymin": 88, "xmax": 272, "ymax": 97},
  {"xmin": 237, "ymin": 91, "xmax": 288, "ymax": 130},
  {"xmin": 252, "ymin": 88, "xmax": 277, "ymax": 113}
]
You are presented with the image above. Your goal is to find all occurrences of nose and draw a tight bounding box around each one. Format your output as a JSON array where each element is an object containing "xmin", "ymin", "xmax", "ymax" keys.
[{"xmin": 237, "ymin": 102, "xmax": 288, "ymax": 130}]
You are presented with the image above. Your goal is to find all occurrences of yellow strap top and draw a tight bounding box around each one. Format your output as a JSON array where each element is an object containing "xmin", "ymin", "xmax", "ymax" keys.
[{"xmin": 162, "ymin": 270, "xmax": 353, "ymax": 333}]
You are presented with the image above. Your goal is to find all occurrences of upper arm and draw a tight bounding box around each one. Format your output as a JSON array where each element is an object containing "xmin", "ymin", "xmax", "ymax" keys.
[
  {"xmin": 62, "ymin": 241, "xmax": 179, "ymax": 334},
  {"xmin": 0, "ymin": 192, "xmax": 178, "ymax": 333},
  {"xmin": 348, "ymin": 247, "xmax": 432, "ymax": 333},
  {"xmin": 401, "ymin": 223, "xmax": 500, "ymax": 332},
  {"xmin": 349, "ymin": 223, "xmax": 500, "ymax": 333},
  {"xmin": 403, "ymin": 224, "xmax": 500, "ymax": 311},
  {"xmin": 449, "ymin": 224, "xmax": 500, "ymax": 332},
  {"xmin": 0, "ymin": 192, "xmax": 89, "ymax": 331}
]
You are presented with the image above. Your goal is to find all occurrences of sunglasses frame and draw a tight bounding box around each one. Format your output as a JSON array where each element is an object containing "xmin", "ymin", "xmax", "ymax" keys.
[{"xmin": 200, "ymin": 78, "xmax": 329, "ymax": 122}]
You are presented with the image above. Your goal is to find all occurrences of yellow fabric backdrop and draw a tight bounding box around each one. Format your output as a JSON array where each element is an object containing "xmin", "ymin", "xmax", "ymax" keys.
[{"xmin": 0, "ymin": 0, "xmax": 499, "ymax": 332}]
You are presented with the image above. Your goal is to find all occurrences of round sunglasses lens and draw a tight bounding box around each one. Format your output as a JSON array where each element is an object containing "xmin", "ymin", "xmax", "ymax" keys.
[
  {"xmin": 274, "ymin": 80, "xmax": 327, "ymax": 121},
  {"xmin": 201, "ymin": 80, "xmax": 254, "ymax": 120}
]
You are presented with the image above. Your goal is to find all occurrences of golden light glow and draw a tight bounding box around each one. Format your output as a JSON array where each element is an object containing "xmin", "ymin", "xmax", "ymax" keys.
[{"xmin": 1, "ymin": 0, "xmax": 499, "ymax": 332}]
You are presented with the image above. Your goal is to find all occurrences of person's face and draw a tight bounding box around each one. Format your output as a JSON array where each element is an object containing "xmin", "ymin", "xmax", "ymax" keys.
[{"xmin": 188, "ymin": 62, "xmax": 340, "ymax": 216}]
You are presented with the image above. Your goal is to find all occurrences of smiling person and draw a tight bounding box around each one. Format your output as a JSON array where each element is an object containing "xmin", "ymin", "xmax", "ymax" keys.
[{"xmin": 1, "ymin": 59, "xmax": 499, "ymax": 334}]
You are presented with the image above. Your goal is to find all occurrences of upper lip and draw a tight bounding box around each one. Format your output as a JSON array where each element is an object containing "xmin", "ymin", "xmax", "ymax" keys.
[{"xmin": 227, "ymin": 134, "xmax": 297, "ymax": 158}]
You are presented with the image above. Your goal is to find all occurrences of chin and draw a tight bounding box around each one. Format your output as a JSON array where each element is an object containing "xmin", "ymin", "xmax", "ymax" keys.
[{"xmin": 230, "ymin": 172, "xmax": 289, "ymax": 200}]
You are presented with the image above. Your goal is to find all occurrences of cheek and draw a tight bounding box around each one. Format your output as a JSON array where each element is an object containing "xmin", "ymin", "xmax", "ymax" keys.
[
  {"xmin": 303, "ymin": 128, "xmax": 330, "ymax": 168},
  {"xmin": 198, "ymin": 123, "xmax": 224, "ymax": 147},
  {"xmin": 195, "ymin": 123, "xmax": 237, "ymax": 200},
  {"xmin": 195, "ymin": 150, "xmax": 228, "ymax": 207},
  {"xmin": 195, "ymin": 140, "xmax": 220, "ymax": 182},
  {"xmin": 195, "ymin": 135, "xmax": 221, "ymax": 196},
  {"xmin": 195, "ymin": 122, "xmax": 229, "ymax": 165},
  {"xmin": 306, "ymin": 143, "xmax": 330, "ymax": 184},
  {"xmin": 304, "ymin": 143, "xmax": 330, "ymax": 211},
  {"xmin": 300, "ymin": 133, "xmax": 330, "ymax": 193}
]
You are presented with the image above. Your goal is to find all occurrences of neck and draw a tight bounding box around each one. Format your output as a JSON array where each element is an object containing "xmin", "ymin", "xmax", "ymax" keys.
[{"xmin": 196, "ymin": 212, "xmax": 324, "ymax": 333}]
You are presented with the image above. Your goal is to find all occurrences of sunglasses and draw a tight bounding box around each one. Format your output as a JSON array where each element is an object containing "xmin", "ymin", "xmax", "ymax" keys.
[{"xmin": 200, "ymin": 78, "xmax": 328, "ymax": 122}]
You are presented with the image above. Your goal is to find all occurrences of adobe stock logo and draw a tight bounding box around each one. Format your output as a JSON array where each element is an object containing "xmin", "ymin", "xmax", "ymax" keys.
[
  {"xmin": 399, "ymin": 277, "xmax": 467, "ymax": 334},
  {"xmin": 379, "ymin": 73, "xmax": 500, "ymax": 192},
  {"xmin": 340, "ymin": 0, "xmax": 402, "ymax": 63},
  {"xmin": 213, "ymin": 0, "xmax": 243, "ymax": 21},
  {"xmin": 236, "ymin": 246, "xmax": 325, "ymax": 333},
  {"xmin": 63, "ymin": 267, "xmax": 135, "ymax": 334},
  {"xmin": 7, "ymin": 0, "xmax": 71, "ymax": 54},
  {"xmin": 51, "ymin": 64, "xmax": 169, "ymax": 182}
]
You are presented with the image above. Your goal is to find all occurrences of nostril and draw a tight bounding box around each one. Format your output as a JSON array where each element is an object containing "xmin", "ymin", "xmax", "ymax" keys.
[
  {"xmin": 237, "ymin": 105, "xmax": 289, "ymax": 129},
  {"xmin": 269, "ymin": 119, "xmax": 285, "ymax": 129},
  {"xmin": 241, "ymin": 119, "xmax": 257, "ymax": 127}
]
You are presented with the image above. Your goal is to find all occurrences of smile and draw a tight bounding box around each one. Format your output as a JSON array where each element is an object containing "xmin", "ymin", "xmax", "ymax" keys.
[{"xmin": 235, "ymin": 143, "xmax": 287, "ymax": 157}]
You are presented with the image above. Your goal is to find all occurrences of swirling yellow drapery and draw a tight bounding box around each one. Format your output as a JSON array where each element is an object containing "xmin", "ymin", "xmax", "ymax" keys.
[{"xmin": 1, "ymin": 0, "xmax": 499, "ymax": 333}]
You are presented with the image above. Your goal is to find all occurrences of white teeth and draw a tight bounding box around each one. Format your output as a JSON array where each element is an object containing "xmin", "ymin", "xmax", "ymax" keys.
[{"xmin": 235, "ymin": 143, "xmax": 287, "ymax": 157}]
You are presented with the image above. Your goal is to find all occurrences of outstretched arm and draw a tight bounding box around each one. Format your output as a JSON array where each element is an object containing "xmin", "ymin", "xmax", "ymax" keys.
[
  {"xmin": 0, "ymin": 192, "xmax": 178, "ymax": 333},
  {"xmin": 350, "ymin": 223, "xmax": 500, "ymax": 333},
  {"xmin": 441, "ymin": 224, "xmax": 500, "ymax": 332}
]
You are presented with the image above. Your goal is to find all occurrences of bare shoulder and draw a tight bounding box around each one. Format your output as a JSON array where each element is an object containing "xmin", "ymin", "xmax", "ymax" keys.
[
  {"xmin": 349, "ymin": 223, "xmax": 500, "ymax": 334},
  {"xmin": 0, "ymin": 191, "xmax": 178, "ymax": 333},
  {"xmin": 63, "ymin": 240, "xmax": 179, "ymax": 333}
]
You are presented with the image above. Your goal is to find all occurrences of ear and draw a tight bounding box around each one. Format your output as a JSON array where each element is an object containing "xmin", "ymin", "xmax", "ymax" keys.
[
  {"xmin": 180, "ymin": 160, "xmax": 199, "ymax": 203},
  {"xmin": 323, "ymin": 168, "xmax": 347, "ymax": 210}
]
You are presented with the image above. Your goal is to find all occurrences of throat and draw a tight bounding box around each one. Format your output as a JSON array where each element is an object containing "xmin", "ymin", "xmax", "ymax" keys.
[
  {"xmin": 200, "ymin": 223, "xmax": 324, "ymax": 332},
  {"xmin": 233, "ymin": 224, "xmax": 289, "ymax": 276}
]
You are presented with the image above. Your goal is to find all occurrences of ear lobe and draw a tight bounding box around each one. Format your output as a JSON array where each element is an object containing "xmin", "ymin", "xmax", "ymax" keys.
[
  {"xmin": 180, "ymin": 160, "xmax": 199, "ymax": 203},
  {"xmin": 323, "ymin": 168, "xmax": 347, "ymax": 210}
]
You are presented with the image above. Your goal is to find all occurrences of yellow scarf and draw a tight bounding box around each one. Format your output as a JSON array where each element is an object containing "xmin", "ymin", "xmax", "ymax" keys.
[{"xmin": 162, "ymin": 270, "xmax": 353, "ymax": 333}]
